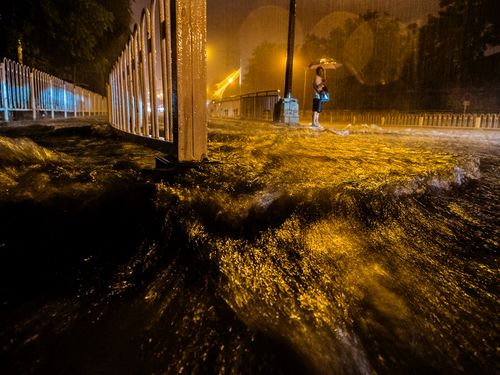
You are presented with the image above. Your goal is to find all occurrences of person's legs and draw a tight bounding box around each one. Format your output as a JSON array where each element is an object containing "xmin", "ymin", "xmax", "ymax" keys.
[
  {"xmin": 315, "ymin": 100, "xmax": 323, "ymax": 126},
  {"xmin": 312, "ymin": 99, "xmax": 321, "ymax": 126}
]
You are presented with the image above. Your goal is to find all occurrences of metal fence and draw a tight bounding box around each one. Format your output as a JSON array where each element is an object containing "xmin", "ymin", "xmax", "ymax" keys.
[
  {"xmin": 301, "ymin": 110, "xmax": 500, "ymax": 129},
  {"xmin": 210, "ymin": 90, "xmax": 280, "ymax": 121},
  {"xmin": 108, "ymin": 0, "xmax": 207, "ymax": 162},
  {"xmin": 0, "ymin": 58, "xmax": 107, "ymax": 123}
]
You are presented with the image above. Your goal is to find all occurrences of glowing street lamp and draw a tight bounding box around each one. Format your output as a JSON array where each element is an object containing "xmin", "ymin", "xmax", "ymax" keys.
[{"xmin": 212, "ymin": 69, "xmax": 241, "ymax": 100}]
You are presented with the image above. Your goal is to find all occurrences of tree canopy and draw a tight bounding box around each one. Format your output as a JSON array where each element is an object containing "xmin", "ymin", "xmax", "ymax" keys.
[
  {"xmin": 296, "ymin": 0, "xmax": 499, "ymax": 111},
  {"xmin": 0, "ymin": 0, "xmax": 132, "ymax": 94},
  {"xmin": 418, "ymin": 0, "xmax": 500, "ymax": 103},
  {"xmin": 243, "ymin": 42, "xmax": 286, "ymax": 94}
]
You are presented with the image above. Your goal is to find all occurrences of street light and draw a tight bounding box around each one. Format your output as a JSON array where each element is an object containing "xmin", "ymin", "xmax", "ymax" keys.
[
  {"xmin": 274, "ymin": 0, "xmax": 299, "ymax": 125},
  {"xmin": 283, "ymin": 0, "xmax": 296, "ymax": 99},
  {"xmin": 211, "ymin": 69, "xmax": 241, "ymax": 100}
]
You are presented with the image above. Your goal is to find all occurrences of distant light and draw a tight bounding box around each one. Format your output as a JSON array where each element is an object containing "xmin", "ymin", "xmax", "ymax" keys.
[{"xmin": 211, "ymin": 68, "xmax": 241, "ymax": 100}]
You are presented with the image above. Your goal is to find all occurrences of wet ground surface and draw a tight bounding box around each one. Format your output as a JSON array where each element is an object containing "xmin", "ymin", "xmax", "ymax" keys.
[{"xmin": 0, "ymin": 118, "xmax": 498, "ymax": 374}]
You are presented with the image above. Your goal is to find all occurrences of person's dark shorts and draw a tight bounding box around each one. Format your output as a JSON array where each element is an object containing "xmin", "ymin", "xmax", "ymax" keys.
[{"xmin": 313, "ymin": 98, "xmax": 322, "ymax": 113}]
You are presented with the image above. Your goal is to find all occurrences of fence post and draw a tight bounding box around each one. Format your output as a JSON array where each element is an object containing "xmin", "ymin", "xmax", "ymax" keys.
[
  {"xmin": 49, "ymin": 78, "xmax": 55, "ymax": 119},
  {"xmin": 474, "ymin": 115, "xmax": 481, "ymax": 129},
  {"xmin": 30, "ymin": 71, "xmax": 36, "ymax": 120},
  {"xmin": 107, "ymin": 83, "xmax": 112, "ymax": 123},
  {"xmin": 146, "ymin": 8, "xmax": 158, "ymax": 139},
  {"xmin": 1, "ymin": 61, "xmax": 9, "ymax": 122},
  {"xmin": 87, "ymin": 93, "xmax": 91, "ymax": 117},
  {"xmin": 63, "ymin": 82, "xmax": 67, "ymax": 118}
]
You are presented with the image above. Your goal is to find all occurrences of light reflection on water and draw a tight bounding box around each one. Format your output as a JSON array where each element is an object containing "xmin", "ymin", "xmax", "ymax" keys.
[{"xmin": 0, "ymin": 119, "xmax": 498, "ymax": 374}]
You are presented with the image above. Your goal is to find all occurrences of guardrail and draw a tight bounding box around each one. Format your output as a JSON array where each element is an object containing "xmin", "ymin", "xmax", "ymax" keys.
[
  {"xmin": 383, "ymin": 112, "xmax": 499, "ymax": 128},
  {"xmin": 108, "ymin": 0, "xmax": 207, "ymax": 162},
  {"xmin": 301, "ymin": 110, "xmax": 500, "ymax": 129},
  {"xmin": 210, "ymin": 90, "xmax": 280, "ymax": 121},
  {"xmin": 0, "ymin": 58, "xmax": 107, "ymax": 123}
]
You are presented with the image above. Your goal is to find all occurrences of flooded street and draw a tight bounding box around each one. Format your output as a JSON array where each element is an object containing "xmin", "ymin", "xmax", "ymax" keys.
[{"xmin": 0, "ymin": 119, "xmax": 498, "ymax": 374}]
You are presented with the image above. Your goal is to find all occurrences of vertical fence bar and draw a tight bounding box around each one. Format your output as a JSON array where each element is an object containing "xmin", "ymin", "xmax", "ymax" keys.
[
  {"xmin": 49, "ymin": 78, "xmax": 55, "ymax": 119},
  {"xmin": 5, "ymin": 61, "xmax": 12, "ymax": 119},
  {"xmin": 30, "ymin": 71, "xmax": 36, "ymax": 120},
  {"xmin": 122, "ymin": 49, "xmax": 128, "ymax": 130},
  {"xmin": 126, "ymin": 41, "xmax": 135, "ymax": 133},
  {"xmin": 1, "ymin": 60, "xmax": 9, "ymax": 122},
  {"xmin": 159, "ymin": 0, "xmax": 171, "ymax": 141},
  {"xmin": 139, "ymin": 18, "xmax": 148, "ymax": 136},
  {"xmin": 129, "ymin": 34, "xmax": 135, "ymax": 132},
  {"xmin": 109, "ymin": 72, "xmax": 114, "ymax": 124},
  {"xmin": 116, "ymin": 69, "xmax": 120, "ymax": 126},
  {"xmin": 126, "ymin": 45, "xmax": 133, "ymax": 131},
  {"xmin": 109, "ymin": 71, "xmax": 114, "ymax": 125},
  {"xmin": 63, "ymin": 82, "xmax": 67, "ymax": 118},
  {"xmin": 146, "ymin": 4, "xmax": 159, "ymax": 139},
  {"xmin": 114, "ymin": 70, "xmax": 119, "ymax": 126},
  {"xmin": 132, "ymin": 28, "xmax": 141, "ymax": 134},
  {"xmin": 166, "ymin": 0, "xmax": 174, "ymax": 140},
  {"xmin": 87, "ymin": 92, "xmax": 90, "ymax": 117},
  {"xmin": 118, "ymin": 56, "xmax": 125, "ymax": 130},
  {"xmin": 11, "ymin": 61, "xmax": 18, "ymax": 110},
  {"xmin": 107, "ymin": 84, "xmax": 112, "ymax": 122},
  {"xmin": 73, "ymin": 86, "xmax": 78, "ymax": 118}
]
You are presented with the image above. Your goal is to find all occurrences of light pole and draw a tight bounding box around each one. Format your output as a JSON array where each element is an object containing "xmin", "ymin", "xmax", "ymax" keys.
[
  {"xmin": 274, "ymin": 0, "xmax": 299, "ymax": 125},
  {"xmin": 283, "ymin": 0, "xmax": 296, "ymax": 99}
]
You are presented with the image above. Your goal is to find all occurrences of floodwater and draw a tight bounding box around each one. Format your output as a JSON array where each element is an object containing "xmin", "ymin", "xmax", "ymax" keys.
[{"xmin": 0, "ymin": 119, "xmax": 498, "ymax": 374}]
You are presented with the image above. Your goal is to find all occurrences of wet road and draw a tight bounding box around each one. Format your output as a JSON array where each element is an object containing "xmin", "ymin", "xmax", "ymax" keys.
[{"xmin": 0, "ymin": 119, "xmax": 498, "ymax": 374}]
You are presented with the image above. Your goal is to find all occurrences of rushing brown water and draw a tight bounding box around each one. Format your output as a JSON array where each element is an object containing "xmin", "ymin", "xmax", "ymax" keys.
[{"xmin": 0, "ymin": 119, "xmax": 498, "ymax": 374}]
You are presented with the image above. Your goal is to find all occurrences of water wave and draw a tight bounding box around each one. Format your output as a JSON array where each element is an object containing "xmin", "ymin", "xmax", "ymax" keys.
[{"xmin": 0, "ymin": 120, "xmax": 497, "ymax": 374}]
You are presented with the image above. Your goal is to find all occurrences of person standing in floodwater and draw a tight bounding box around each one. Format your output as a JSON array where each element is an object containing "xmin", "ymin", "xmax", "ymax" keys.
[{"xmin": 312, "ymin": 66, "xmax": 326, "ymax": 128}]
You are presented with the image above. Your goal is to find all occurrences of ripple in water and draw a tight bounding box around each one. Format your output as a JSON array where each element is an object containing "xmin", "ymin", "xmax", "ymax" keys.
[{"xmin": 0, "ymin": 120, "xmax": 498, "ymax": 374}]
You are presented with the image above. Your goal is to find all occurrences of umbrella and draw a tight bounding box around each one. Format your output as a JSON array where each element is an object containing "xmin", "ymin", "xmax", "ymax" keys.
[
  {"xmin": 303, "ymin": 58, "xmax": 342, "ymax": 104},
  {"xmin": 308, "ymin": 57, "xmax": 342, "ymax": 70}
]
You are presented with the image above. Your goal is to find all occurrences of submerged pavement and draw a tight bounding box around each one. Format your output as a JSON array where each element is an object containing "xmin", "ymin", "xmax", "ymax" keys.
[{"xmin": 0, "ymin": 118, "xmax": 498, "ymax": 374}]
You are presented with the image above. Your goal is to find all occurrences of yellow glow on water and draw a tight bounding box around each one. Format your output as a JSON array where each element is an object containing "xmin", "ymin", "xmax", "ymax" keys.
[
  {"xmin": 0, "ymin": 119, "xmax": 496, "ymax": 373},
  {"xmin": 207, "ymin": 121, "xmax": 469, "ymax": 196},
  {"xmin": 151, "ymin": 120, "xmax": 495, "ymax": 372}
]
